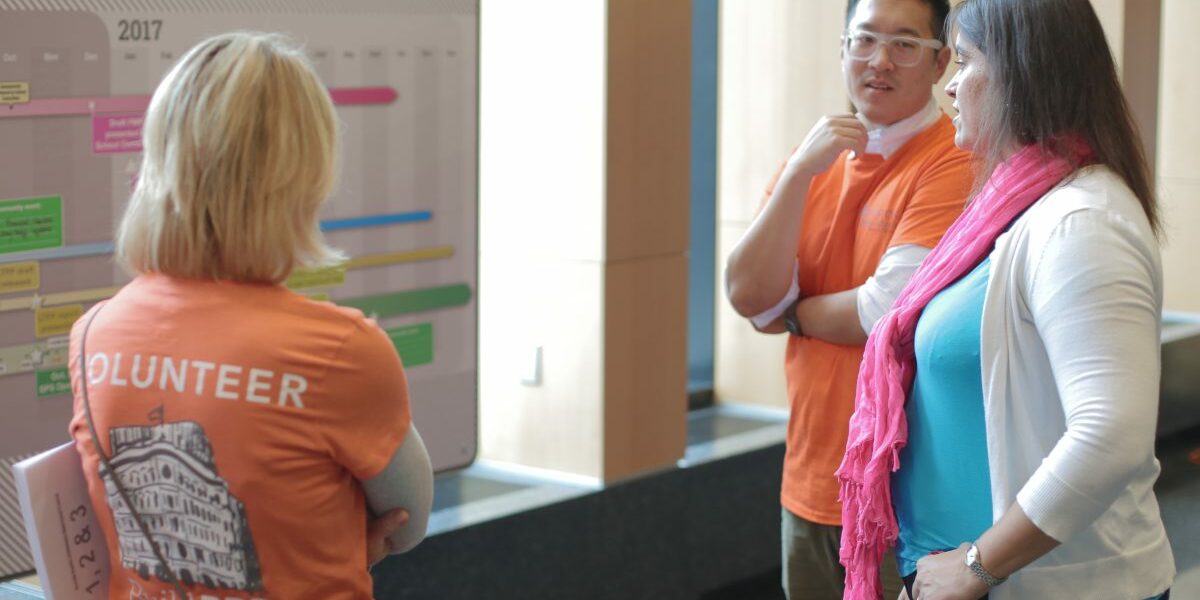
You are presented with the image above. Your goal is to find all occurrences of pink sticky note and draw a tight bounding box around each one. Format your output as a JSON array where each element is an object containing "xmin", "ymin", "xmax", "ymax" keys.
[{"xmin": 92, "ymin": 112, "xmax": 145, "ymax": 155}]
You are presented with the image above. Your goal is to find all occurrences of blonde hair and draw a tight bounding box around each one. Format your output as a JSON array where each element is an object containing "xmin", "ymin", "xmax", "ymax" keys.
[{"xmin": 117, "ymin": 32, "xmax": 344, "ymax": 284}]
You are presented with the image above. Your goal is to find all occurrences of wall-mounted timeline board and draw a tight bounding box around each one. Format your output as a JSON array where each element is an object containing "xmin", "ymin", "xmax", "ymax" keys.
[{"xmin": 0, "ymin": 0, "xmax": 479, "ymax": 579}]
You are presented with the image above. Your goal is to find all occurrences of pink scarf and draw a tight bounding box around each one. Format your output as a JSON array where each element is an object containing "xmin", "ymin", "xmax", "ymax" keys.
[{"xmin": 835, "ymin": 142, "xmax": 1092, "ymax": 599}]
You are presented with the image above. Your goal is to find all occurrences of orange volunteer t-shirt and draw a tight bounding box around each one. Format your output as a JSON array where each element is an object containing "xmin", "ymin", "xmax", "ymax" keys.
[
  {"xmin": 68, "ymin": 273, "xmax": 411, "ymax": 599},
  {"xmin": 776, "ymin": 116, "xmax": 972, "ymax": 525}
]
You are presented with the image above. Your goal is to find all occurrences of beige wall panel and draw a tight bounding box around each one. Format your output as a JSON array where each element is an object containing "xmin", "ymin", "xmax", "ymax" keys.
[
  {"xmin": 478, "ymin": 0, "xmax": 610, "ymax": 477},
  {"xmin": 1091, "ymin": 0, "xmax": 1126, "ymax": 75},
  {"xmin": 479, "ymin": 0, "xmax": 607, "ymax": 264},
  {"xmin": 606, "ymin": 0, "xmax": 692, "ymax": 261},
  {"xmin": 714, "ymin": 223, "xmax": 789, "ymax": 408},
  {"xmin": 1158, "ymin": 0, "xmax": 1200, "ymax": 181},
  {"xmin": 1159, "ymin": 178, "xmax": 1200, "ymax": 313},
  {"xmin": 478, "ymin": 256, "xmax": 606, "ymax": 478},
  {"xmin": 718, "ymin": 1, "xmax": 845, "ymax": 226},
  {"xmin": 1158, "ymin": 0, "xmax": 1200, "ymax": 312},
  {"xmin": 603, "ymin": 253, "xmax": 689, "ymax": 480},
  {"xmin": 480, "ymin": 0, "xmax": 693, "ymax": 480}
]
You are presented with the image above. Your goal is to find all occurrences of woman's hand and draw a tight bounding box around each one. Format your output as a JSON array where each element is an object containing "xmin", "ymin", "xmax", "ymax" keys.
[
  {"xmin": 910, "ymin": 543, "xmax": 990, "ymax": 600},
  {"xmin": 366, "ymin": 508, "xmax": 409, "ymax": 567}
]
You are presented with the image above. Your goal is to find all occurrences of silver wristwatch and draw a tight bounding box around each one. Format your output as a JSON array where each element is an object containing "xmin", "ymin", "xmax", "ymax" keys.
[{"xmin": 965, "ymin": 543, "xmax": 1007, "ymax": 587}]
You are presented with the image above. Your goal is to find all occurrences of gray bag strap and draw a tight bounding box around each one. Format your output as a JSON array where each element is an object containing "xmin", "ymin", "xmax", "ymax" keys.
[{"xmin": 77, "ymin": 305, "xmax": 187, "ymax": 597}]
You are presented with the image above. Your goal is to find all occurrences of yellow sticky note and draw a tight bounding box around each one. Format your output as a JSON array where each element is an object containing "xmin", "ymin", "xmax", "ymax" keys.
[
  {"xmin": 0, "ymin": 261, "xmax": 39, "ymax": 293},
  {"xmin": 35, "ymin": 304, "xmax": 83, "ymax": 338},
  {"xmin": 0, "ymin": 81, "xmax": 30, "ymax": 105}
]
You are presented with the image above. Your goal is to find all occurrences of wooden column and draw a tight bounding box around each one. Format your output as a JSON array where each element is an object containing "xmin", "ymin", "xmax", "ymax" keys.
[
  {"xmin": 1157, "ymin": 0, "xmax": 1200, "ymax": 311},
  {"xmin": 478, "ymin": 0, "xmax": 691, "ymax": 482}
]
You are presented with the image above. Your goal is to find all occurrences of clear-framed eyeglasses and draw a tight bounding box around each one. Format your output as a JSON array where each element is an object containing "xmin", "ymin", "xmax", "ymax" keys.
[{"xmin": 842, "ymin": 29, "xmax": 944, "ymax": 67}]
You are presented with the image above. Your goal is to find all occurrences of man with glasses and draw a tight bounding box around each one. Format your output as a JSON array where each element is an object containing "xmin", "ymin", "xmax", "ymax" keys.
[{"xmin": 724, "ymin": 1, "xmax": 971, "ymax": 598}]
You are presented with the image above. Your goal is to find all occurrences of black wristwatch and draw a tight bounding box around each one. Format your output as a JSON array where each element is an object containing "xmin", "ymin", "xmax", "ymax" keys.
[{"xmin": 782, "ymin": 298, "xmax": 804, "ymax": 337}]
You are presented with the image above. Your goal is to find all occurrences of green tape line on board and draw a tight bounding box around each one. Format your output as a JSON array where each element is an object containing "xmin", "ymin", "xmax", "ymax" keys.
[{"xmin": 339, "ymin": 283, "xmax": 471, "ymax": 319}]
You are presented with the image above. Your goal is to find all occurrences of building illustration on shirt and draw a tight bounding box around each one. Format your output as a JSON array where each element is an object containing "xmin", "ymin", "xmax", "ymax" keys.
[{"xmin": 101, "ymin": 418, "xmax": 265, "ymax": 593}]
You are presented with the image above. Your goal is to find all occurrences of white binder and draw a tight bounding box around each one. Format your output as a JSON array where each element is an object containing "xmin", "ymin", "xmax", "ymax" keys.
[{"xmin": 11, "ymin": 442, "xmax": 110, "ymax": 600}]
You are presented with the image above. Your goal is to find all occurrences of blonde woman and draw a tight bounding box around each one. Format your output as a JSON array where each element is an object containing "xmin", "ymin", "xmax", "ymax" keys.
[{"xmin": 69, "ymin": 32, "xmax": 432, "ymax": 599}]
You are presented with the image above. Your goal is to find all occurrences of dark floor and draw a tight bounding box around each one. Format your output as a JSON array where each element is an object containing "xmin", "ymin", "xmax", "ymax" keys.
[{"xmin": 702, "ymin": 567, "xmax": 785, "ymax": 600}]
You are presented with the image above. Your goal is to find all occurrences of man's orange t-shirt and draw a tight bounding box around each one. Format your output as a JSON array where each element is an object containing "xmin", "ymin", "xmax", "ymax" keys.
[
  {"xmin": 775, "ymin": 116, "xmax": 972, "ymax": 525},
  {"xmin": 68, "ymin": 274, "xmax": 411, "ymax": 599}
]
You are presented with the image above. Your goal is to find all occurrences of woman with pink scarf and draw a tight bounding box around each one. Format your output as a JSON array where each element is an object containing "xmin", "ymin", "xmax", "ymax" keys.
[{"xmin": 836, "ymin": 1, "xmax": 1175, "ymax": 599}]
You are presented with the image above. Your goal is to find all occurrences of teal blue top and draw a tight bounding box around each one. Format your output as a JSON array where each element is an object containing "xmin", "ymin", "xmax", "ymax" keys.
[
  {"xmin": 893, "ymin": 257, "xmax": 993, "ymax": 577},
  {"xmin": 888, "ymin": 257, "xmax": 1168, "ymax": 600}
]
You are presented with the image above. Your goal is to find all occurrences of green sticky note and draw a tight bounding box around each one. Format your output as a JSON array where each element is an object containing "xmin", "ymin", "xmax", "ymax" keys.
[
  {"xmin": 0, "ymin": 195, "xmax": 64, "ymax": 255},
  {"xmin": 36, "ymin": 367, "xmax": 71, "ymax": 398},
  {"xmin": 386, "ymin": 323, "xmax": 433, "ymax": 367}
]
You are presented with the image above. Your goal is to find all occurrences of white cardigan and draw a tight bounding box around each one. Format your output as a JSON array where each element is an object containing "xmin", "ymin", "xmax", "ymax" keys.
[{"xmin": 980, "ymin": 165, "xmax": 1175, "ymax": 599}]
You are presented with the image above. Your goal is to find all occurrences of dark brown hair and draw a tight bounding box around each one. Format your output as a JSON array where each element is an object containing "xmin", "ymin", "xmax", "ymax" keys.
[{"xmin": 950, "ymin": 0, "xmax": 1159, "ymax": 235}]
